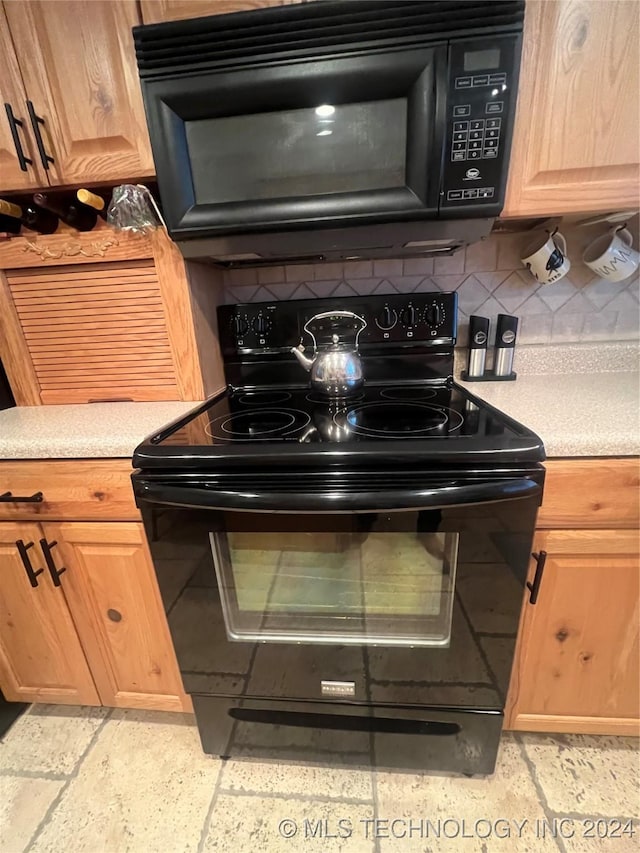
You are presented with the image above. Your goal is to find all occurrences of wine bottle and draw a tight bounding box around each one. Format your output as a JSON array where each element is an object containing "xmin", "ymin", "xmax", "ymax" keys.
[
  {"xmin": 76, "ymin": 188, "xmax": 109, "ymax": 218},
  {"xmin": 33, "ymin": 192, "xmax": 97, "ymax": 232},
  {"xmin": 0, "ymin": 198, "xmax": 59, "ymax": 234}
]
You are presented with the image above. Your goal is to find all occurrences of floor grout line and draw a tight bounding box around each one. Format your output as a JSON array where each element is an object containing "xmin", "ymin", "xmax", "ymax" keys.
[
  {"xmin": 196, "ymin": 758, "xmax": 228, "ymax": 853},
  {"xmin": 0, "ymin": 768, "xmax": 70, "ymax": 782},
  {"xmin": 216, "ymin": 786, "xmax": 375, "ymax": 806},
  {"xmin": 24, "ymin": 709, "xmax": 112, "ymax": 853},
  {"xmin": 513, "ymin": 733, "xmax": 567, "ymax": 853}
]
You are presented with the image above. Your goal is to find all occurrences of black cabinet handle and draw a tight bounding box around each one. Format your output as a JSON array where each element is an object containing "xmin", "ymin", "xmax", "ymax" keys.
[
  {"xmin": 0, "ymin": 491, "xmax": 44, "ymax": 503},
  {"xmin": 4, "ymin": 103, "xmax": 32, "ymax": 171},
  {"xmin": 26, "ymin": 100, "xmax": 54, "ymax": 170},
  {"xmin": 39, "ymin": 538, "xmax": 67, "ymax": 587},
  {"xmin": 16, "ymin": 540, "xmax": 44, "ymax": 588},
  {"xmin": 526, "ymin": 550, "xmax": 547, "ymax": 604}
]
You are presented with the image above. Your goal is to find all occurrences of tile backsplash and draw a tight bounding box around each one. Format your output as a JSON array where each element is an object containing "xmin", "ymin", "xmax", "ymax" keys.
[{"xmin": 222, "ymin": 219, "xmax": 640, "ymax": 346}]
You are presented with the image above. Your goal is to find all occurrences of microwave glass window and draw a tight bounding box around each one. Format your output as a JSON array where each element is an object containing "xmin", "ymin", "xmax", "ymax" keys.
[
  {"xmin": 210, "ymin": 524, "xmax": 458, "ymax": 647},
  {"xmin": 463, "ymin": 48, "xmax": 500, "ymax": 71},
  {"xmin": 186, "ymin": 99, "xmax": 408, "ymax": 204}
]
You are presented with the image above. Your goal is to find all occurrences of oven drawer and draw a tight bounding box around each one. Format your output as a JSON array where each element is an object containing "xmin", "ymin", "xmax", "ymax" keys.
[
  {"xmin": 191, "ymin": 694, "xmax": 502, "ymax": 775},
  {"xmin": 0, "ymin": 460, "xmax": 139, "ymax": 521}
]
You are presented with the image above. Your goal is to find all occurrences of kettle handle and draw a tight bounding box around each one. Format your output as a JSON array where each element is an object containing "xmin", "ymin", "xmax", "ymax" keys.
[{"xmin": 303, "ymin": 310, "xmax": 367, "ymax": 350}]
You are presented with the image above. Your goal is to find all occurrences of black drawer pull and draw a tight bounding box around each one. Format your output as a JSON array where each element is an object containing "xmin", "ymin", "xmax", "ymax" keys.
[
  {"xmin": 4, "ymin": 103, "xmax": 32, "ymax": 171},
  {"xmin": 16, "ymin": 540, "xmax": 44, "ymax": 588},
  {"xmin": 0, "ymin": 491, "xmax": 44, "ymax": 503},
  {"xmin": 40, "ymin": 539, "xmax": 67, "ymax": 587},
  {"xmin": 526, "ymin": 550, "xmax": 547, "ymax": 604},
  {"xmin": 26, "ymin": 100, "xmax": 54, "ymax": 170}
]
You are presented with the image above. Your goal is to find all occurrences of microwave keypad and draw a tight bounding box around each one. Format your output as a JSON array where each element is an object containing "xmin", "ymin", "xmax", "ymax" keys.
[
  {"xmin": 450, "ymin": 117, "xmax": 501, "ymax": 162},
  {"xmin": 442, "ymin": 35, "xmax": 519, "ymax": 211}
]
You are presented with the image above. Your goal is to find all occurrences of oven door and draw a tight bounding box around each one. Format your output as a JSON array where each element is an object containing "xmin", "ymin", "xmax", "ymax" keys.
[{"xmin": 135, "ymin": 471, "xmax": 542, "ymax": 710}]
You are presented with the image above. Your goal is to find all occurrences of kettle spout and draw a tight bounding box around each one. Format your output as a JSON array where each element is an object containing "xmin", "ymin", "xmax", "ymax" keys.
[{"xmin": 290, "ymin": 344, "xmax": 314, "ymax": 372}]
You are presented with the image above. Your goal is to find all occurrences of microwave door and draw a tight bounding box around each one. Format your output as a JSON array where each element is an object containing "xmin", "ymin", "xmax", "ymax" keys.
[{"xmin": 143, "ymin": 45, "xmax": 448, "ymax": 237}]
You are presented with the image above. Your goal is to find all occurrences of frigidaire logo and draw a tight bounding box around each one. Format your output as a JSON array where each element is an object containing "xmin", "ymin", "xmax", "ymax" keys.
[
  {"xmin": 464, "ymin": 168, "xmax": 481, "ymax": 180},
  {"xmin": 321, "ymin": 680, "xmax": 355, "ymax": 697}
]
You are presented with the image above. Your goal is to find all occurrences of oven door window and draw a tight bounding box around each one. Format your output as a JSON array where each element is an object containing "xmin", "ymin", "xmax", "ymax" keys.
[{"xmin": 210, "ymin": 517, "xmax": 458, "ymax": 647}]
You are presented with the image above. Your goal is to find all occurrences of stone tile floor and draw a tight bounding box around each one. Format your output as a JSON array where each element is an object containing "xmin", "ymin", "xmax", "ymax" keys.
[{"xmin": 0, "ymin": 705, "xmax": 638, "ymax": 853}]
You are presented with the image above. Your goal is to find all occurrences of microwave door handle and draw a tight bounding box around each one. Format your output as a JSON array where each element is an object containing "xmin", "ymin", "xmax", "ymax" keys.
[{"xmin": 135, "ymin": 478, "xmax": 541, "ymax": 513}]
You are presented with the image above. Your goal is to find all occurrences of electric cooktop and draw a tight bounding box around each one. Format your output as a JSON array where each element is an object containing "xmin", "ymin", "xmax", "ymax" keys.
[{"xmin": 133, "ymin": 382, "xmax": 545, "ymax": 471}]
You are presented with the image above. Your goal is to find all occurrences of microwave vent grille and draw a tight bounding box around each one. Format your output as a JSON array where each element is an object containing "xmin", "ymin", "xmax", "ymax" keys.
[{"xmin": 135, "ymin": 1, "xmax": 525, "ymax": 78}]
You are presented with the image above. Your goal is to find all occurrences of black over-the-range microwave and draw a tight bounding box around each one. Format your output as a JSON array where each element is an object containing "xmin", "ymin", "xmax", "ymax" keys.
[{"xmin": 134, "ymin": 1, "xmax": 525, "ymax": 265}]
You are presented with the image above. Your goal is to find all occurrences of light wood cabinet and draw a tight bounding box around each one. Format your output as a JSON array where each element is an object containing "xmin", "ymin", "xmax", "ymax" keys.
[
  {"xmin": 0, "ymin": 522, "xmax": 100, "ymax": 706},
  {"xmin": 140, "ymin": 0, "xmax": 298, "ymax": 25},
  {"xmin": 0, "ymin": 462, "xmax": 191, "ymax": 712},
  {"xmin": 506, "ymin": 529, "xmax": 640, "ymax": 735},
  {"xmin": 1, "ymin": 0, "xmax": 153, "ymax": 190},
  {"xmin": 504, "ymin": 0, "xmax": 640, "ymax": 216},
  {"xmin": 505, "ymin": 458, "xmax": 640, "ymax": 736},
  {"xmin": 0, "ymin": 6, "xmax": 47, "ymax": 191},
  {"xmin": 0, "ymin": 227, "xmax": 225, "ymax": 405},
  {"xmin": 43, "ymin": 522, "xmax": 187, "ymax": 712}
]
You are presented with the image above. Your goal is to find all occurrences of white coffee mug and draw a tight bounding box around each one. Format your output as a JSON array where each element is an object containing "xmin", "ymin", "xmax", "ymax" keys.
[
  {"xmin": 521, "ymin": 230, "xmax": 571, "ymax": 284},
  {"xmin": 583, "ymin": 226, "xmax": 640, "ymax": 282}
]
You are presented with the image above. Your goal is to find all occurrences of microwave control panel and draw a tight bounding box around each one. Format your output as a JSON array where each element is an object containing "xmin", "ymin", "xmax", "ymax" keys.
[{"xmin": 440, "ymin": 35, "xmax": 521, "ymax": 214}]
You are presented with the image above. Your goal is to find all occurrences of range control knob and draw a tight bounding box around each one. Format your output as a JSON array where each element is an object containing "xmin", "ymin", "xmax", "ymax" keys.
[
  {"xmin": 375, "ymin": 306, "xmax": 398, "ymax": 331},
  {"xmin": 252, "ymin": 314, "xmax": 271, "ymax": 335},
  {"xmin": 400, "ymin": 304, "xmax": 419, "ymax": 327},
  {"xmin": 425, "ymin": 303, "xmax": 443, "ymax": 327},
  {"xmin": 232, "ymin": 315, "xmax": 249, "ymax": 337}
]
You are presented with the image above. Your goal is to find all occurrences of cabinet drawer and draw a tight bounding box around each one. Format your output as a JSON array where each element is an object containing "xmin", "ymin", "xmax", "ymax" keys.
[
  {"xmin": 0, "ymin": 460, "xmax": 138, "ymax": 521},
  {"xmin": 539, "ymin": 459, "xmax": 640, "ymax": 528}
]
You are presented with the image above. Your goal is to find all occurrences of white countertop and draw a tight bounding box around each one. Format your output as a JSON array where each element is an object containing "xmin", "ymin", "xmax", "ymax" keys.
[
  {"xmin": 457, "ymin": 371, "xmax": 639, "ymax": 457},
  {"xmin": 0, "ymin": 344, "xmax": 638, "ymax": 460},
  {"xmin": 0, "ymin": 401, "xmax": 200, "ymax": 460}
]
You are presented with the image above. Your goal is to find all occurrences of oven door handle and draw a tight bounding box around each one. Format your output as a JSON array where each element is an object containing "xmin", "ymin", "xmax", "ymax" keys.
[{"xmin": 135, "ymin": 478, "xmax": 541, "ymax": 513}]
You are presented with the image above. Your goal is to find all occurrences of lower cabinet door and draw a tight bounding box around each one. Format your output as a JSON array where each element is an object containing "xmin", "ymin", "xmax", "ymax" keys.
[
  {"xmin": 45, "ymin": 521, "xmax": 190, "ymax": 712},
  {"xmin": 0, "ymin": 522, "xmax": 100, "ymax": 705},
  {"xmin": 506, "ymin": 529, "xmax": 640, "ymax": 735}
]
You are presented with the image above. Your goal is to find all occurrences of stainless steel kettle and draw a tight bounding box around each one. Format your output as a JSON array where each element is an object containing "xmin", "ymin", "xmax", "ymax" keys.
[{"xmin": 291, "ymin": 310, "xmax": 367, "ymax": 397}]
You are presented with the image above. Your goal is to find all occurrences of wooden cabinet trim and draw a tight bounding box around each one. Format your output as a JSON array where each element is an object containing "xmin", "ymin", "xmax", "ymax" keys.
[
  {"xmin": 539, "ymin": 458, "xmax": 640, "ymax": 529},
  {"xmin": 140, "ymin": 0, "xmax": 299, "ymax": 25},
  {"xmin": 0, "ymin": 460, "xmax": 139, "ymax": 521},
  {"xmin": 0, "ymin": 271, "xmax": 41, "ymax": 406}
]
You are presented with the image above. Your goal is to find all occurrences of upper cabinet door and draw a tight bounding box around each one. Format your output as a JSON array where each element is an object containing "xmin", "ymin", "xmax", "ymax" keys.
[
  {"xmin": 3, "ymin": 0, "xmax": 154, "ymax": 186},
  {"xmin": 504, "ymin": 0, "xmax": 640, "ymax": 217},
  {"xmin": 0, "ymin": 6, "xmax": 46, "ymax": 191},
  {"xmin": 140, "ymin": 1, "xmax": 298, "ymax": 25}
]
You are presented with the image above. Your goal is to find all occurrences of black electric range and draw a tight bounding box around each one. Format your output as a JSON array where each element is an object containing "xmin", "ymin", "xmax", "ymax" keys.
[{"xmin": 132, "ymin": 292, "xmax": 545, "ymax": 776}]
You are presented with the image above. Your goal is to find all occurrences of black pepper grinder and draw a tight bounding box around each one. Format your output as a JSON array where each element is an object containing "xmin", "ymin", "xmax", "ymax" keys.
[{"xmin": 493, "ymin": 314, "xmax": 518, "ymax": 377}]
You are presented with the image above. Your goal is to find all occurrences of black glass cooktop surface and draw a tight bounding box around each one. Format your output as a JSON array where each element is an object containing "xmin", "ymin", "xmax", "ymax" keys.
[
  {"xmin": 133, "ymin": 382, "xmax": 545, "ymax": 471},
  {"xmin": 160, "ymin": 384, "xmax": 513, "ymax": 445}
]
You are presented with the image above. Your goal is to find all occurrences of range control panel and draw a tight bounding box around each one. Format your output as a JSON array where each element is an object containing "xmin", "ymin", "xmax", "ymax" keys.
[
  {"xmin": 219, "ymin": 292, "xmax": 457, "ymax": 356},
  {"xmin": 441, "ymin": 35, "xmax": 520, "ymax": 212}
]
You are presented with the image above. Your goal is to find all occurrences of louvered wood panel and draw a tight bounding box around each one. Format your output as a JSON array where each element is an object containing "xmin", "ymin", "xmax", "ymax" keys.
[{"xmin": 7, "ymin": 261, "xmax": 181, "ymax": 404}]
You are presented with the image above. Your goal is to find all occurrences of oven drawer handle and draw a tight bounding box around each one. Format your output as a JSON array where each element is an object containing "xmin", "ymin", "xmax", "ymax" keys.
[{"xmin": 136, "ymin": 478, "xmax": 540, "ymax": 513}]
